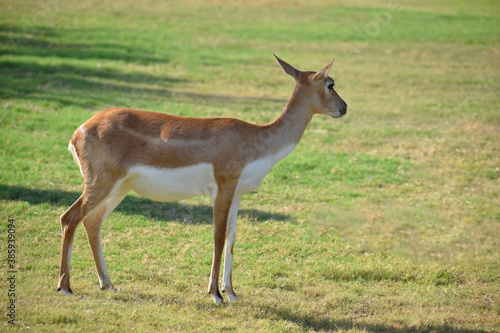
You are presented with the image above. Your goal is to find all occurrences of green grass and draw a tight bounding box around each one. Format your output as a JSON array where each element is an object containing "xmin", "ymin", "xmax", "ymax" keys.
[{"xmin": 1, "ymin": 0, "xmax": 499, "ymax": 331}]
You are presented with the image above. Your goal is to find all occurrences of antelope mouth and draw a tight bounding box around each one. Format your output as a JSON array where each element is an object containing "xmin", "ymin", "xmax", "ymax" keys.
[{"xmin": 329, "ymin": 110, "xmax": 345, "ymax": 119}]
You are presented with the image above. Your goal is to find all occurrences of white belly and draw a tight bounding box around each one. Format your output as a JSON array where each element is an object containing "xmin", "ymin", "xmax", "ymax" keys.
[
  {"xmin": 123, "ymin": 144, "xmax": 296, "ymax": 201},
  {"xmin": 125, "ymin": 163, "xmax": 217, "ymax": 202}
]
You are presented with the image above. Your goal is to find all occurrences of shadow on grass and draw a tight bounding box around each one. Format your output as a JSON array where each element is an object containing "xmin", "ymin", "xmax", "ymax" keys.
[
  {"xmin": 263, "ymin": 305, "xmax": 489, "ymax": 333},
  {"xmin": 0, "ymin": 25, "xmax": 168, "ymax": 64},
  {"xmin": 0, "ymin": 24, "xmax": 287, "ymax": 111},
  {"xmin": 0, "ymin": 184, "xmax": 290, "ymax": 224}
]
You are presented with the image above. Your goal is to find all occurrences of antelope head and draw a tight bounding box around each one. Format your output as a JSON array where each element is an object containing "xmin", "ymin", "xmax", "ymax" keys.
[{"xmin": 274, "ymin": 54, "xmax": 348, "ymax": 119}]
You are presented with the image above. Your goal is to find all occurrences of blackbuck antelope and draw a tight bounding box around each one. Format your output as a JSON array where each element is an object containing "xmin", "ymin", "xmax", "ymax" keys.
[{"xmin": 58, "ymin": 55, "xmax": 347, "ymax": 303}]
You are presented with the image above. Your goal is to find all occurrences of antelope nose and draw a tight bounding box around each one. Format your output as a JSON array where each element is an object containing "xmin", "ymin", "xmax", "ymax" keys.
[{"xmin": 339, "ymin": 103, "xmax": 347, "ymax": 115}]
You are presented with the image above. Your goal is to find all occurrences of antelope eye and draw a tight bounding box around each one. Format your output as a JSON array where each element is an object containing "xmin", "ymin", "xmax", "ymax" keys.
[{"xmin": 327, "ymin": 83, "xmax": 334, "ymax": 90}]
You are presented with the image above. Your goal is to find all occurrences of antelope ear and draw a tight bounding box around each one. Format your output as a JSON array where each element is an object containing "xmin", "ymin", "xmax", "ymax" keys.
[
  {"xmin": 312, "ymin": 58, "xmax": 334, "ymax": 83},
  {"xmin": 273, "ymin": 53, "xmax": 299, "ymax": 81}
]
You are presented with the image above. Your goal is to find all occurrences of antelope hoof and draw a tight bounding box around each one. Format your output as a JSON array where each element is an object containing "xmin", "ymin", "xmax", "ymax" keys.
[
  {"xmin": 225, "ymin": 291, "xmax": 239, "ymax": 302},
  {"xmin": 210, "ymin": 290, "xmax": 224, "ymax": 304},
  {"xmin": 57, "ymin": 287, "xmax": 74, "ymax": 295},
  {"xmin": 101, "ymin": 285, "xmax": 116, "ymax": 292}
]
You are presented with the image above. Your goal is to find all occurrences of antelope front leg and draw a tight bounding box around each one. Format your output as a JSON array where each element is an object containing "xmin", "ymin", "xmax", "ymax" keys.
[
  {"xmin": 208, "ymin": 187, "xmax": 235, "ymax": 303},
  {"xmin": 222, "ymin": 196, "xmax": 241, "ymax": 302}
]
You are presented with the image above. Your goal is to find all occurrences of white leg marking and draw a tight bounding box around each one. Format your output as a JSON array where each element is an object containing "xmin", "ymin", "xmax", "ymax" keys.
[
  {"xmin": 96, "ymin": 189, "xmax": 128, "ymax": 289},
  {"xmin": 82, "ymin": 183, "xmax": 129, "ymax": 290},
  {"xmin": 94, "ymin": 232, "xmax": 110, "ymax": 289},
  {"xmin": 60, "ymin": 240, "xmax": 75, "ymax": 295},
  {"xmin": 222, "ymin": 196, "xmax": 241, "ymax": 301}
]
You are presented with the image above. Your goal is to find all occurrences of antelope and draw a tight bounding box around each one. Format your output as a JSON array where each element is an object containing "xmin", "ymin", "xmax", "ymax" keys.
[{"xmin": 57, "ymin": 55, "xmax": 347, "ymax": 303}]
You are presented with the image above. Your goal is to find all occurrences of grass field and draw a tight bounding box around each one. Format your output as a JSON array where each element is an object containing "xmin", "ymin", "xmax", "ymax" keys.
[{"xmin": 1, "ymin": 0, "xmax": 499, "ymax": 331}]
